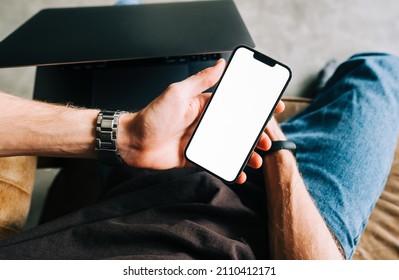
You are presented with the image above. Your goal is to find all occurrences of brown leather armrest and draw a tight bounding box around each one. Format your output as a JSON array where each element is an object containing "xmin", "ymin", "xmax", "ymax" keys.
[{"xmin": 0, "ymin": 156, "xmax": 37, "ymax": 239}]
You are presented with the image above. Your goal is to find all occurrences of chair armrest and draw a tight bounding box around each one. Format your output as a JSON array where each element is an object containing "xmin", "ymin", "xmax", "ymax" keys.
[{"xmin": 0, "ymin": 156, "xmax": 37, "ymax": 239}]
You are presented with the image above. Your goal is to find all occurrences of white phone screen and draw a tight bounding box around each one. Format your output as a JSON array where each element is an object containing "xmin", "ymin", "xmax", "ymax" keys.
[{"xmin": 185, "ymin": 46, "xmax": 291, "ymax": 182}]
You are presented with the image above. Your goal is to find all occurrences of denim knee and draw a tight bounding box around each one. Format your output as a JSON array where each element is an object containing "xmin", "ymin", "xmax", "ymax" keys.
[
  {"xmin": 358, "ymin": 53, "xmax": 399, "ymax": 113},
  {"xmin": 325, "ymin": 52, "xmax": 399, "ymax": 114},
  {"xmin": 286, "ymin": 52, "xmax": 399, "ymax": 258}
]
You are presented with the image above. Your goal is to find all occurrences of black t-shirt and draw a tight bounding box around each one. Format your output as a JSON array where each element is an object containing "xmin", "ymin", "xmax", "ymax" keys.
[{"xmin": 0, "ymin": 168, "xmax": 269, "ymax": 259}]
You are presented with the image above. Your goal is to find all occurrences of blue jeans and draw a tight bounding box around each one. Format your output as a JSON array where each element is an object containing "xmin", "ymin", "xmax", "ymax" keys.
[
  {"xmin": 115, "ymin": 0, "xmax": 140, "ymax": 5},
  {"xmin": 281, "ymin": 53, "xmax": 399, "ymax": 259}
]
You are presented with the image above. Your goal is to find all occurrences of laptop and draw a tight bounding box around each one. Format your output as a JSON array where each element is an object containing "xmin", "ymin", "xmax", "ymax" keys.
[{"xmin": 0, "ymin": 0, "xmax": 254, "ymax": 111}]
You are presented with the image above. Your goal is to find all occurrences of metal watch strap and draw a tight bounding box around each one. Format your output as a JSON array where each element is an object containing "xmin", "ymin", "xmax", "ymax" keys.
[{"xmin": 95, "ymin": 110, "xmax": 125, "ymax": 165}]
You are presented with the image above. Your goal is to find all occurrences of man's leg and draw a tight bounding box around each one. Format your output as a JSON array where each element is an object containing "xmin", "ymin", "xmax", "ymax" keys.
[{"xmin": 280, "ymin": 53, "xmax": 399, "ymax": 258}]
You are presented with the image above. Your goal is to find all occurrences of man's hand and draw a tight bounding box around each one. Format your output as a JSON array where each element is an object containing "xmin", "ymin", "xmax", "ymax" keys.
[
  {"xmin": 117, "ymin": 59, "xmax": 225, "ymax": 169},
  {"xmin": 117, "ymin": 59, "xmax": 284, "ymax": 183}
]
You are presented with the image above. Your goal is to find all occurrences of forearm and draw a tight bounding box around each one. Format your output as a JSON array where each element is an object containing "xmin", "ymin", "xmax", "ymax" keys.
[
  {"xmin": 262, "ymin": 117, "xmax": 343, "ymax": 259},
  {"xmin": 0, "ymin": 92, "xmax": 99, "ymax": 158},
  {"xmin": 263, "ymin": 149, "xmax": 343, "ymax": 259}
]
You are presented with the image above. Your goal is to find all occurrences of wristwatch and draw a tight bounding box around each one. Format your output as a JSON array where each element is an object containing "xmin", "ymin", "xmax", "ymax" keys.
[{"xmin": 95, "ymin": 110, "xmax": 125, "ymax": 165}]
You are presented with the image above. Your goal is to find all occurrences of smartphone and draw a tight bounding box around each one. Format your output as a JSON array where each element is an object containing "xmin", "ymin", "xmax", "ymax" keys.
[{"xmin": 185, "ymin": 46, "xmax": 291, "ymax": 183}]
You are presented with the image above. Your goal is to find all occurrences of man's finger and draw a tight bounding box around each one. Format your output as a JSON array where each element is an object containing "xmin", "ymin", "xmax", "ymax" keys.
[
  {"xmin": 236, "ymin": 172, "xmax": 247, "ymax": 184},
  {"xmin": 275, "ymin": 101, "xmax": 285, "ymax": 114},
  {"xmin": 177, "ymin": 58, "xmax": 226, "ymax": 97},
  {"xmin": 247, "ymin": 152, "xmax": 263, "ymax": 169},
  {"xmin": 257, "ymin": 131, "xmax": 272, "ymax": 151}
]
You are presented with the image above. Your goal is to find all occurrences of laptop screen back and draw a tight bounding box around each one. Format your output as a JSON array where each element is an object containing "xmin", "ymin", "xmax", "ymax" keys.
[
  {"xmin": 92, "ymin": 54, "xmax": 222, "ymax": 111},
  {"xmin": 22, "ymin": 1, "xmax": 254, "ymax": 109},
  {"xmin": 0, "ymin": 1, "xmax": 254, "ymax": 68}
]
